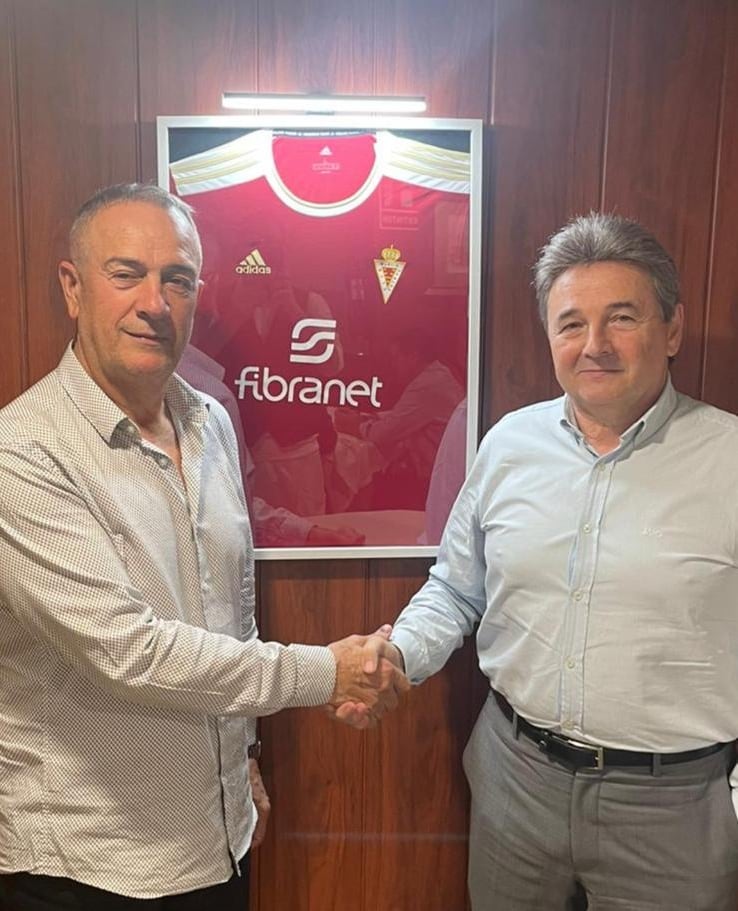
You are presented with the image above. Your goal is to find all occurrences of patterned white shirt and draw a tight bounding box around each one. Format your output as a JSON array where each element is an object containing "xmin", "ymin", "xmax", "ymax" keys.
[{"xmin": 0, "ymin": 346, "xmax": 336, "ymax": 898}]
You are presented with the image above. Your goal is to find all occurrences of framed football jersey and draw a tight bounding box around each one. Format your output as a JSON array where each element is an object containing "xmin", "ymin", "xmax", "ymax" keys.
[{"xmin": 158, "ymin": 115, "xmax": 482, "ymax": 559}]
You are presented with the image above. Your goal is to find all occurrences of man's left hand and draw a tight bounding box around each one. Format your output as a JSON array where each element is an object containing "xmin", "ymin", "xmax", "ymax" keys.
[{"xmin": 249, "ymin": 758, "xmax": 271, "ymax": 849}]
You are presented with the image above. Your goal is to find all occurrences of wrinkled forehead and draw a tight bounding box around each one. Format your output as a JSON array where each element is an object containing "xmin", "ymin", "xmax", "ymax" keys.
[
  {"xmin": 547, "ymin": 261, "xmax": 660, "ymax": 314},
  {"xmin": 79, "ymin": 200, "xmax": 203, "ymax": 270}
]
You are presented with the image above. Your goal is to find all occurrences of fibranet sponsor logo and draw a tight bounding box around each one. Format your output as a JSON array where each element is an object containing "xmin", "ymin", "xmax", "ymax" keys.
[
  {"xmin": 290, "ymin": 317, "xmax": 336, "ymax": 365},
  {"xmin": 234, "ymin": 367, "xmax": 382, "ymax": 408},
  {"xmin": 235, "ymin": 248, "xmax": 271, "ymax": 275},
  {"xmin": 234, "ymin": 318, "xmax": 383, "ymax": 408}
]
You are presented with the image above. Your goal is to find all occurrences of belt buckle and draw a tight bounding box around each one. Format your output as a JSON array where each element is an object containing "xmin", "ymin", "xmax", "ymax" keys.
[
  {"xmin": 565, "ymin": 738, "xmax": 605, "ymax": 770},
  {"xmin": 538, "ymin": 730, "xmax": 605, "ymax": 771},
  {"xmin": 570, "ymin": 740, "xmax": 605, "ymax": 770}
]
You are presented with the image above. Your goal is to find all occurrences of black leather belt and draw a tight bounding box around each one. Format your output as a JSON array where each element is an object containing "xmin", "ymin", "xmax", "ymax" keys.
[{"xmin": 493, "ymin": 690, "xmax": 727, "ymax": 773}]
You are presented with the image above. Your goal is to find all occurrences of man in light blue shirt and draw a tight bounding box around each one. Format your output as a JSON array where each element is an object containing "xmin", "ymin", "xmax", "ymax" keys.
[{"xmin": 386, "ymin": 214, "xmax": 738, "ymax": 909}]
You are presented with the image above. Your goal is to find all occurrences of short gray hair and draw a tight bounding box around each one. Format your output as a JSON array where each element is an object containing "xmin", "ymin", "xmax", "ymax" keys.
[
  {"xmin": 533, "ymin": 213, "xmax": 680, "ymax": 325},
  {"xmin": 69, "ymin": 182, "xmax": 201, "ymax": 266}
]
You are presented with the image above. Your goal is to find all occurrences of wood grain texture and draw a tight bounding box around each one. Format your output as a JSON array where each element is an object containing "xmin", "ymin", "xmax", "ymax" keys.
[
  {"xmin": 137, "ymin": 0, "xmax": 259, "ymax": 180},
  {"xmin": 0, "ymin": 0, "xmax": 26, "ymax": 405},
  {"xmin": 486, "ymin": 0, "xmax": 611, "ymax": 424},
  {"xmin": 602, "ymin": 0, "xmax": 727, "ymax": 400},
  {"xmin": 257, "ymin": 0, "xmax": 374, "ymax": 95},
  {"xmin": 702, "ymin": 2, "xmax": 738, "ymax": 414},
  {"xmin": 13, "ymin": 0, "xmax": 139, "ymax": 384},
  {"xmin": 373, "ymin": 0, "xmax": 494, "ymax": 118},
  {"xmin": 256, "ymin": 560, "xmax": 369, "ymax": 911},
  {"xmin": 363, "ymin": 559, "xmax": 482, "ymax": 911}
]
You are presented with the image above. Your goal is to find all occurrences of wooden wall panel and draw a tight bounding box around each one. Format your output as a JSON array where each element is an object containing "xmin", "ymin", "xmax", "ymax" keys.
[
  {"xmin": 257, "ymin": 561, "xmax": 368, "ymax": 911},
  {"xmin": 364, "ymin": 560, "xmax": 479, "ymax": 911},
  {"xmin": 374, "ymin": 0, "xmax": 495, "ymax": 118},
  {"xmin": 13, "ymin": 0, "xmax": 139, "ymax": 384},
  {"xmin": 0, "ymin": 0, "xmax": 25, "ymax": 406},
  {"xmin": 486, "ymin": 0, "xmax": 611, "ymax": 424},
  {"xmin": 702, "ymin": 2, "xmax": 738, "ymax": 413},
  {"xmin": 137, "ymin": 0, "xmax": 258, "ymax": 181},
  {"xmin": 257, "ymin": 0, "xmax": 374, "ymax": 95},
  {"xmin": 602, "ymin": 0, "xmax": 727, "ymax": 400}
]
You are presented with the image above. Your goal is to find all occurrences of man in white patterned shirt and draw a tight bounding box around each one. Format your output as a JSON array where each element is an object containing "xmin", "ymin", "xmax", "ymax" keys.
[{"xmin": 0, "ymin": 184, "xmax": 406, "ymax": 909}]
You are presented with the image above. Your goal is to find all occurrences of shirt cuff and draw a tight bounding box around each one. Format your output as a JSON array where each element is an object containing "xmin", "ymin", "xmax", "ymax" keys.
[
  {"xmin": 287, "ymin": 644, "xmax": 336, "ymax": 707},
  {"xmin": 389, "ymin": 629, "xmax": 425, "ymax": 685}
]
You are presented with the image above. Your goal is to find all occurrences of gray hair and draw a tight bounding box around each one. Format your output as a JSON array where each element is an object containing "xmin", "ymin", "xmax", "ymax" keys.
[
  {"xmin": 533, "ymin": 213, "xmax": 680, "ymax": 325},
  {"xmin": 69, "ymin": 182, "xmax": 201, "ymax": 266}
]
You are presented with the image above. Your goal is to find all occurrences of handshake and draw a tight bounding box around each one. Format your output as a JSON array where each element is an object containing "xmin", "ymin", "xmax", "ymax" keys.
[{"xmin": 325, "ymin": 625, "xmax": 410, "ymax": 729}]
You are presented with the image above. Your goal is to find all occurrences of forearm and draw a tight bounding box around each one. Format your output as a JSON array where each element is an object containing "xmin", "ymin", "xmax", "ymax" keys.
[{"xmin": 391, "ymin": 572, "xmax": 480, "ymax": 683}]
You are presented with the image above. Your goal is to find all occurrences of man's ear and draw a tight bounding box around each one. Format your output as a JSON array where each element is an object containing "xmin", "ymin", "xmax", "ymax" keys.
[
  {"xmin": 666, "ymin": 302, "xmax": 685, "ymax": 358},
  {"xmin": 58, "ymin": 260, "xmax": 82, "ymax": 320}
]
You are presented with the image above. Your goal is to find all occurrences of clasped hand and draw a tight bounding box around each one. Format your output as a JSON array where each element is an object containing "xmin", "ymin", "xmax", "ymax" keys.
[{"xmin": 326, "ymin": 625, "xmax": 409, "ymax": 729}]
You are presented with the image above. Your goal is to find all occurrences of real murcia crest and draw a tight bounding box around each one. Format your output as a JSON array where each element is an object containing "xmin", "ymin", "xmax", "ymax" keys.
[{"xmin": 373, "ymin": 244, "xmax": 405, "ymax": 304}]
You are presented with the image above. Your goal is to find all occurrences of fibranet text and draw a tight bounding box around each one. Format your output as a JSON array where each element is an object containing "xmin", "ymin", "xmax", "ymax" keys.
[{"xmin": 234, "ymin": 366, "xmax": 383, "ymax": 408}]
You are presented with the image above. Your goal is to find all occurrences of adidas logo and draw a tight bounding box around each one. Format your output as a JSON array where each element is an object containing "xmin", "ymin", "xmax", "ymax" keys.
[{"xmin": 235, "ymin": 249, "xmax": 272, "ymax": 275}]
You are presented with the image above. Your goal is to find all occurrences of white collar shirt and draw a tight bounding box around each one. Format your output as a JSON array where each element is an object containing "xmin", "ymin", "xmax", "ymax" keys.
[{"xmin": 0, "ymin": 346, "xmax": 335, "ymax": 897}]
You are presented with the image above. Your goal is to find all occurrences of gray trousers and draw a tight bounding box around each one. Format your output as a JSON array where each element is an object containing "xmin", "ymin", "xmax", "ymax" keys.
[{"xmin": 463, "ymin": 693, "xmax": 738, "ymax": 910}]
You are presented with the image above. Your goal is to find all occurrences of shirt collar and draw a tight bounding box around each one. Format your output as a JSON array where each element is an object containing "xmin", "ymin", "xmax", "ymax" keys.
[
  {"xmin": 55, "ymin": 343, "xmax": 209, "ymax": 446},
  {"xmin": 559, "ymin": 376, "xmax": 678, "ymax": 451}
]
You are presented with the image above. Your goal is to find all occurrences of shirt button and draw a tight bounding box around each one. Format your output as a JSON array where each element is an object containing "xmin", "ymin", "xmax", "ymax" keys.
[
  {"xmin": 597, "ymin": 463, "xmax": 606, "ymax": 473},
  {"xmin": 157, "ymin": 456, "xmax": 168, "ymax": 468},
  {"xmin": 566, "ymin": 658, "xmax": 576, "ymax": 669},
  {"xmin": 582, "ymin": 523, "xmax": 592, "ymax": 534},
  {"xmin": 126, "ymin": 424, "xmax": 136, "ymax": 435},
  {"xmin": 562, "ymin": 720, "xmax": 574, "ymax": 730},
  {"xmin": 573, "ymin": 590, "xmax": 584, "ymax": 601}
]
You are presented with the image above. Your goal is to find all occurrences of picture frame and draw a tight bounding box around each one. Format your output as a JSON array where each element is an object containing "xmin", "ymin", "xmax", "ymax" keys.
[{"xmin": 158, "ymin": 115, "xmax": 483, "ymax": 560}]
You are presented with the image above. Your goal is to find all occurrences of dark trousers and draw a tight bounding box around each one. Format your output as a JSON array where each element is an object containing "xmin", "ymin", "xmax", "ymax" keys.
[{"xmin": 0, "ymin": 854, "xmax": 249, "ymax": 910}]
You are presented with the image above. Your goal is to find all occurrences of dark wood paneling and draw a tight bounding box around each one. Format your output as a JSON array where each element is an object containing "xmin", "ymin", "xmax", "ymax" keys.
[
  {"xmin": 373, "ymin": 0, "xmax": 494, "ymax": 440},
  {"xmin": 602, "ymin": 0, "xmax": 727, "ymax": 400},
  {"xmin": 374, "ymin": 0, "xmax": 495, "ymax": 118},
  {"xmin": 702, "ymin": 2, "xmax": 738, "ymax": 414},
  {"xmin": 364, "ymin": 559, "xmax": 480, "ymax": 911},
  {"xmin": 0, "ymin": 0, "xmax": 25, "ymax": 405},
  {"xmin": 257, "ymin": 561, "xmax": 368, "ymax": 911},
  {"xmin": 13, "ymin": 0, "xmax": 139, "ymax": 383},
  {"xmin": 257, "ymin": 0, "xmax": 374, "ymax": 95},
  {"xmin": 487, "ymin": 0, "xmax": 611, "ymax": 424},
  {"xmin": 137, "ymin": 0, "xmax": 258, "ymax": 181}
]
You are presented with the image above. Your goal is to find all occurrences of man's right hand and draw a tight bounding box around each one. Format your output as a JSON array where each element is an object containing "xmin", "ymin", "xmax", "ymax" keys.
[{"xmin": 326, "ymin": 625, "xmax": 409, "ymax": 729}]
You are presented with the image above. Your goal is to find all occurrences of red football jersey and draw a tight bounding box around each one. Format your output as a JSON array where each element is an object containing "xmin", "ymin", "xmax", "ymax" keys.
[{"xmin": 171, "ymin": 129, "xmax": 470, "ymax": 547}]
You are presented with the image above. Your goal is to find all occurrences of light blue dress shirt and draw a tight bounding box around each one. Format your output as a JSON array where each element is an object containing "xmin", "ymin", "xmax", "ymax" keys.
[{"xmin": 392, "ymin": 378, "xmax": 738, "ymax": 752}]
